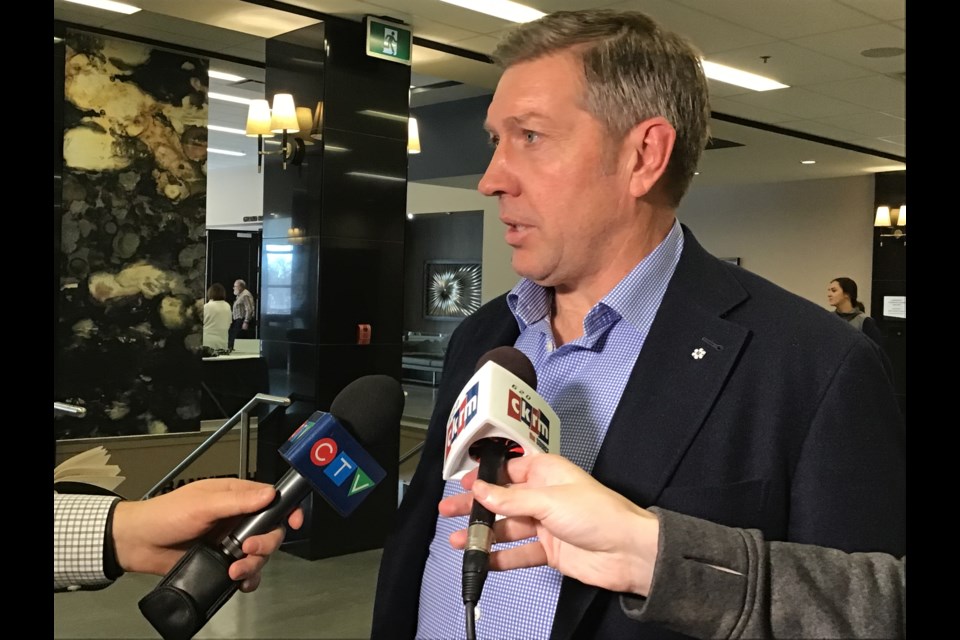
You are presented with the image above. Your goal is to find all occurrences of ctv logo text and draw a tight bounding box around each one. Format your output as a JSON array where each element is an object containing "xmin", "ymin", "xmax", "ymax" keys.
[
  {"xmin": 445, "ymin": 383, "xmax": 480, "ymax": 457},
  {"xmin": 507, "ymin": 389, "xmax": 551, "ymax": 450},
  {"xmin": 309, "ymin": 437, "xmax": 377, "ymax": 497}
]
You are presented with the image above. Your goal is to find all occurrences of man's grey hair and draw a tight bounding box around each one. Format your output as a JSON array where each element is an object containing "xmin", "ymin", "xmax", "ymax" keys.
[{"xmin": 493, "ymin": 9, "xmax": 710, "ymax": 206}]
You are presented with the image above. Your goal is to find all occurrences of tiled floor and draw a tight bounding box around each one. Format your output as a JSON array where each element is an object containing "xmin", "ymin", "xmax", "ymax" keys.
[{"xmin": 55, "ymin": 382, "xmax": 441, "ymax": 639}]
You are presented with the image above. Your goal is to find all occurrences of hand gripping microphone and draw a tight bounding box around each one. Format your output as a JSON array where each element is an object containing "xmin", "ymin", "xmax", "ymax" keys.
[
  {"xmin": 442, "ymin": 347, "xmax": 560, "ymax": 639},
  {"xmin": 138, "ymin": 375, "xmax": 404, "ymax": 640}
]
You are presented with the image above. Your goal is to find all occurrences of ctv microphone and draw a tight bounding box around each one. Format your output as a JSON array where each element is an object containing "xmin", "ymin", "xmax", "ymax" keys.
[
  {"xmin": 443, "ymin": 347, "xmax": 559, "ymax": 639},
  {"xmin": 138, "ymin": 375, "xmax": 404, "ymax": 640}
]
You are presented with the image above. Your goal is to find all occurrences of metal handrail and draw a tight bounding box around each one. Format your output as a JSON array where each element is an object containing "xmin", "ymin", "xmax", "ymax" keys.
[
  {"xmin": 54, "ymin": 402, "xmax": 87, "ymax": 418},
  {"xmin": 141, "ymin": 393, "xmax": 291, "ymax": 499}
]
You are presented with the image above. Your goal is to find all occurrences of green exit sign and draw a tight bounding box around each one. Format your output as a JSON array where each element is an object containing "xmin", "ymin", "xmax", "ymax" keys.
[{"xmin": 365, "ymin": 16, "xmax": 412, "ymax": 65}]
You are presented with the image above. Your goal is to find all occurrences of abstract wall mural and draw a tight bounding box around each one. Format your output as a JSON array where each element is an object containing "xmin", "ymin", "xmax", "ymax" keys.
[
  {"xmin": 424, "ymin": 261, "xmax": 482, "ymax": 320},
  {"xmin": 56, "ymin": 29, "xmax": 208, "ymax": 438}
]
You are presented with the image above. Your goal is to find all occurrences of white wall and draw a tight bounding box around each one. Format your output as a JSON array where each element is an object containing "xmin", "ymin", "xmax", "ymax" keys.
[
  {"xmin": 410, "ymin": 174, "xmax": 877, "ymax": 315},
  {"xmin": 679, "ymin": 174, "xmax": 875, "ymax": 313},
  {"xmin": 206, "ymin": 162, "xmax": 264, "ymax": 227}
]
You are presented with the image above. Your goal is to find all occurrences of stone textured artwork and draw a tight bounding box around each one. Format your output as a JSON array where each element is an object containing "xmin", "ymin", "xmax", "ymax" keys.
[{"xmin": 56, "ymin": 30, "xmax": 208, "ymax": 438}]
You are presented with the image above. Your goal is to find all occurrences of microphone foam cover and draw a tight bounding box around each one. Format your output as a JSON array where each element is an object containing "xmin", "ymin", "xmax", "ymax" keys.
[
  {"xmin": 475, "ymin": 346, "xmax": 537, "ymax": 390},
  {"xmin": 329, "ymin": 375, "xmax": 406, "ymax": 449}
]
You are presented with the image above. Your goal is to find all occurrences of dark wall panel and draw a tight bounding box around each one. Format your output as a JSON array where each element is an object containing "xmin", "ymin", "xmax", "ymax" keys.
[
  {"xmin": 871, "ymin": 170, "xmax": 906, "ymax": 417},
  {"xmin": 403, "ymin": 211, "xmax": 483, "ymax": 335}
]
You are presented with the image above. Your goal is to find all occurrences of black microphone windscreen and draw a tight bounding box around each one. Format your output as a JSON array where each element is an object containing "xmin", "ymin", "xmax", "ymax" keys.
[
  {"xmin": 329, "ymin": 375, "xmax": 406, "ymax": 449},
  {"xmin": 475, "ymin": 346, "xmax": 537, "ymax": 390}
]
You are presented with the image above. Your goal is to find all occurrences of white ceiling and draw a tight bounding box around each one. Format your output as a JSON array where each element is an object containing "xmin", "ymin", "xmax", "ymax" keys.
[{"xmin": 54, "ymin": 0, "xmax": 906, "ymax": 186}]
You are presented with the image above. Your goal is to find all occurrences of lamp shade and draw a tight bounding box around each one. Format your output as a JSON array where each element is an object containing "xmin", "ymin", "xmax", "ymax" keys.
[
  {"xmin": 245, "ymin": 99, "xmax": 273, "ymax": 137},
  {"xmin": 270, "ymin": 94, "xmax": 300, "ymax": 133},
  {"xmin": 295, "ymin": 107, "xmax": 314, "ymax": 143},
  {"xmin": 408, "ymin": 117, "xmax": 421, "ymax": 154},
  {"xmin": 874, "ymin": 206, "xmax": 892, "ymax": 227},
  {"xmin": 896, "ymin": 204, "xmax": 906, "ymax": 226}
]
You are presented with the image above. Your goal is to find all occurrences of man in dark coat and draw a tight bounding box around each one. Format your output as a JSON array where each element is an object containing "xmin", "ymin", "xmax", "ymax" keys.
[{"xmin": 372, "ymin": 9, "xmax": 905, "ymax": 640}]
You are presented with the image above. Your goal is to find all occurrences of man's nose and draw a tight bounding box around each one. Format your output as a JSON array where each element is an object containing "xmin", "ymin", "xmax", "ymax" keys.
[{"xmin": 478, "ymin": 147, "xmax": 512, "ymax": 197}]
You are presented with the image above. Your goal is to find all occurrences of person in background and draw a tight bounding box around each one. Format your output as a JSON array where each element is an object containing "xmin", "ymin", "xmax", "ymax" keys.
[
  {"xmin": 229, "ymin": 279, "xmax": 256, "ymax": 350},
  {"xmin": 203, "ymin": 283, "xmax": 232, "ymax": 351},
  {"xmin": 827, "ymin": 277, "xmax": 883, "ymax": 344},
  {"xmin": 440, "ymin": 454, "xmax": 906, "ymax": 640},
  {"xmin": 54, "ymin": 478, "xmax": 303, "ymax": 592},
  {"xmin": 371, "ymin": 9, "xmax": 905, "ymax": 640}
]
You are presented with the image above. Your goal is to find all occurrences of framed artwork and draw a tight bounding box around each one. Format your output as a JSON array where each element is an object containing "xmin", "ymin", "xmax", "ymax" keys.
[{"xmin": 424, "ymin": 261, "xmax": 482, "ymax": 319}]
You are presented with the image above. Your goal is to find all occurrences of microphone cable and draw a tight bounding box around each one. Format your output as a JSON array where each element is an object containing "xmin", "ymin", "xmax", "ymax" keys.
[{"xmin": 462, "ymin": 437, "xmax": 519, "ymax": 640}]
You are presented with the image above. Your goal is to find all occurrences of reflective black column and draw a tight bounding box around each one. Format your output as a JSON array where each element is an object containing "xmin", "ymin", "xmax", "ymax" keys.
[{"xmin": 259, "ymin": 18, "xmax": 408, "ymax": 559}]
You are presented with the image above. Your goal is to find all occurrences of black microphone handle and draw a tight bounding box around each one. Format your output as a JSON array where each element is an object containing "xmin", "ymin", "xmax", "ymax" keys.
[
  {"xmin": 462, "ymin": 439, "xmax": 511, "ymax": 609},
  {"xmin": 221, "ymin": 468, "xmax": 311, "ymax": 558},
  {"xmin": 140, "ymin": 468, "xmax": 311, "ymax": 640}
]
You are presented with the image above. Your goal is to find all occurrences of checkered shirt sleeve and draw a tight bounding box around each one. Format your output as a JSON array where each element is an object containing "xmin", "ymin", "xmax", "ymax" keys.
[{"xmin": 53, "ymin": 493, "xmax": 121, "ymax": 591}]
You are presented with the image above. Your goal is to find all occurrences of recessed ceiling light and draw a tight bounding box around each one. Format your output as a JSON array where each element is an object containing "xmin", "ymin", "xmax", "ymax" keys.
[
  {"xmin": 438, "ymin": 0, "xmax": 545, "ymax": 23},
  {"xmin": 861, "ymin": 47, "xmax": 905, "ymax": 59},
  {"xmin": 701, "ymin": 60, "xmax": 788, "ymax": 92},
  {"xmin": 207, "ymin": 148, "xmax": 246, "ymax": 157},
  {"xmin": 208, "ymin": 92, "xmax": 253, "ymax": 105},
  {"xmin": 208, "ymin": 70, "xmax": 247, "ymax": 82},
  {"xmin": 64, "ymin": 0, "xmax": 141, "ymax": 15},
  {"xmin": 208, "ymin": 125, "xmax": 247, "ymax": 135},
  {"xmin": 800, "ymin": 160, "xmax": 816, "ymax": 165}
]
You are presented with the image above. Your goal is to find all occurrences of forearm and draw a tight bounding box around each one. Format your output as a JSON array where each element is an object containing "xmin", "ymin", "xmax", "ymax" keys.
[{"xmin": 621, "ymin": 508, "xmax": 906, "ymax": 639}]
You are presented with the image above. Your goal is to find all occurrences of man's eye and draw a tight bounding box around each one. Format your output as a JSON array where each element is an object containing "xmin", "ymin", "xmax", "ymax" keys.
[
  {"xmin": 488, "ymin": 135, "xmax": 500, "ymax": 148},
  {"xmin": 524, "ymin": 131, "xmax": 539, "ymax": 143}
]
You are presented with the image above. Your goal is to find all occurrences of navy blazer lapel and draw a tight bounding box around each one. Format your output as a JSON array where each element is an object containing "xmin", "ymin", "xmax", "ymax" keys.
[{"xmin": 550, "ymin": 226, "xmax": 751, "ymax": 640}]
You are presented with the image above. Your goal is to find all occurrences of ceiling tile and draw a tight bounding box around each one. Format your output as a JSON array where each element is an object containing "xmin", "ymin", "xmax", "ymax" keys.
[
  {"xmin": 706, "ymin": 40, "xmax": 874, "ymax": 87},
  {"xmin": 839, "ymin": 0, "xmax": 906, "ymax": 21},
  {"xmin": 449, "ymin": 34, "xmax": 501, "ymax": 56},
  {"xmin": 816, "ymin": 111, "xmax": 906, "ymax": 137},
  {"xmin": 406, "ymin": 17, "xmax": 484, "ymax": 43},
  {"xmin": 672, "ymin": 0, "xmax": 880, "ymax": 39},
  {"xmin": 606, "ymin": 0, "xmax": 775, "ymax": 53},
  {"xmin": 790, "ymin": 23, "xmax": 905, "ymax": 74},
  {"xmin": 372, "ymin": 0, "xmax": 515, "ymax": 35},
  {"xmin": 724, "ymin": 87, "xmax": 869, "ymax": 120},
  {"xmin": 806, "ymin": 75, "xmax": 905, "ymax": 111},
  {"xmin": 710, "ymin": 97, "xmax": 795, "ymax": 124}
]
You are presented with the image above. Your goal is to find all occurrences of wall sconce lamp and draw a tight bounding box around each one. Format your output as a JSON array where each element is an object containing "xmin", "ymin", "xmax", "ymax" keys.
[
  {"xmin": 245, "ymin": 94, "xmax": 309, "ymax": 172},
  {"xmin": 408, "ymin": 117, "xmax": 421, "ymax": 154},
  {"xmin": 874, "ymin": 204, "xmax": 906, "ymax": 243}
]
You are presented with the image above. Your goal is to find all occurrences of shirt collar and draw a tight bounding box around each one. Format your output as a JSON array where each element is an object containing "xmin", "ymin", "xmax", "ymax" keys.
[{"xmin": 507, "ymin": 219, "xmax": 684, "ymax": 335}]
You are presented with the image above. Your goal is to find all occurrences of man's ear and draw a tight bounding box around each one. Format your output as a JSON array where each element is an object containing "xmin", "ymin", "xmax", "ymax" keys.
[{"xmin": 624, "ymin": 117, "xmax": 676, "ymax": 198}]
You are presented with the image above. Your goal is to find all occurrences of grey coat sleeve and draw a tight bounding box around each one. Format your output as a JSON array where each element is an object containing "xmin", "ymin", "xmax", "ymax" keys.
[{"xmin": 619, "ymin": 507, "xmax": 906, "ymax": 639}]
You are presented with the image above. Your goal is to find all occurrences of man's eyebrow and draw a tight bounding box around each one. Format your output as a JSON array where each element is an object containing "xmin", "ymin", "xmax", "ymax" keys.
[{"xmin": 484, "ymin": 112, "xmax": 548, "ymax": 133}]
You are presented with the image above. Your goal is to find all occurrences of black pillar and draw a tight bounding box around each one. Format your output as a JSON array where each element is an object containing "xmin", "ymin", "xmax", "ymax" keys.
[
  {"xmin": 871, "ymin": 171, "xmax": 906, "ymax": 418},
  {"xmin": 258, "ymin": 18, "xmax": 408, "ymax": 559}
]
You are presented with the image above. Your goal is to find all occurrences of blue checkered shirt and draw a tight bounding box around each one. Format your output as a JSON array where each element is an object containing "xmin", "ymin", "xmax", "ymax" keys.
[{"xmin": 416, "ymin": 220, "xmax": 684, "ymax": 639}]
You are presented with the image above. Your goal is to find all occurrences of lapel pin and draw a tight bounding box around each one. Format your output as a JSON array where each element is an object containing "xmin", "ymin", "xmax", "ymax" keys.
[{"xmin": 692, "ymin": 347, "xmax": 706, "ymax": 360}]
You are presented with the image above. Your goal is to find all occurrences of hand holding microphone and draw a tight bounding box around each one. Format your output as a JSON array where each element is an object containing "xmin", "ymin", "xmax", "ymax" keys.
[
  {"xmin": 138, "ymin": 375, "xmax": 404, "ymax": 640},
  {"xmin": 441, "ymin": 453, "xmax": 662, "ymax": 599},
  {"xmin": 441, "ymin": 346, "xmax": 559, "ymax": 638}
]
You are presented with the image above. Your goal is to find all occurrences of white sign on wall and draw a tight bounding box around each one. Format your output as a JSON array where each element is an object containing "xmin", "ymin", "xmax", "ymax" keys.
[{"xmin": 883, "ymin": 296, "xmax": 906, "ymax": 319}]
